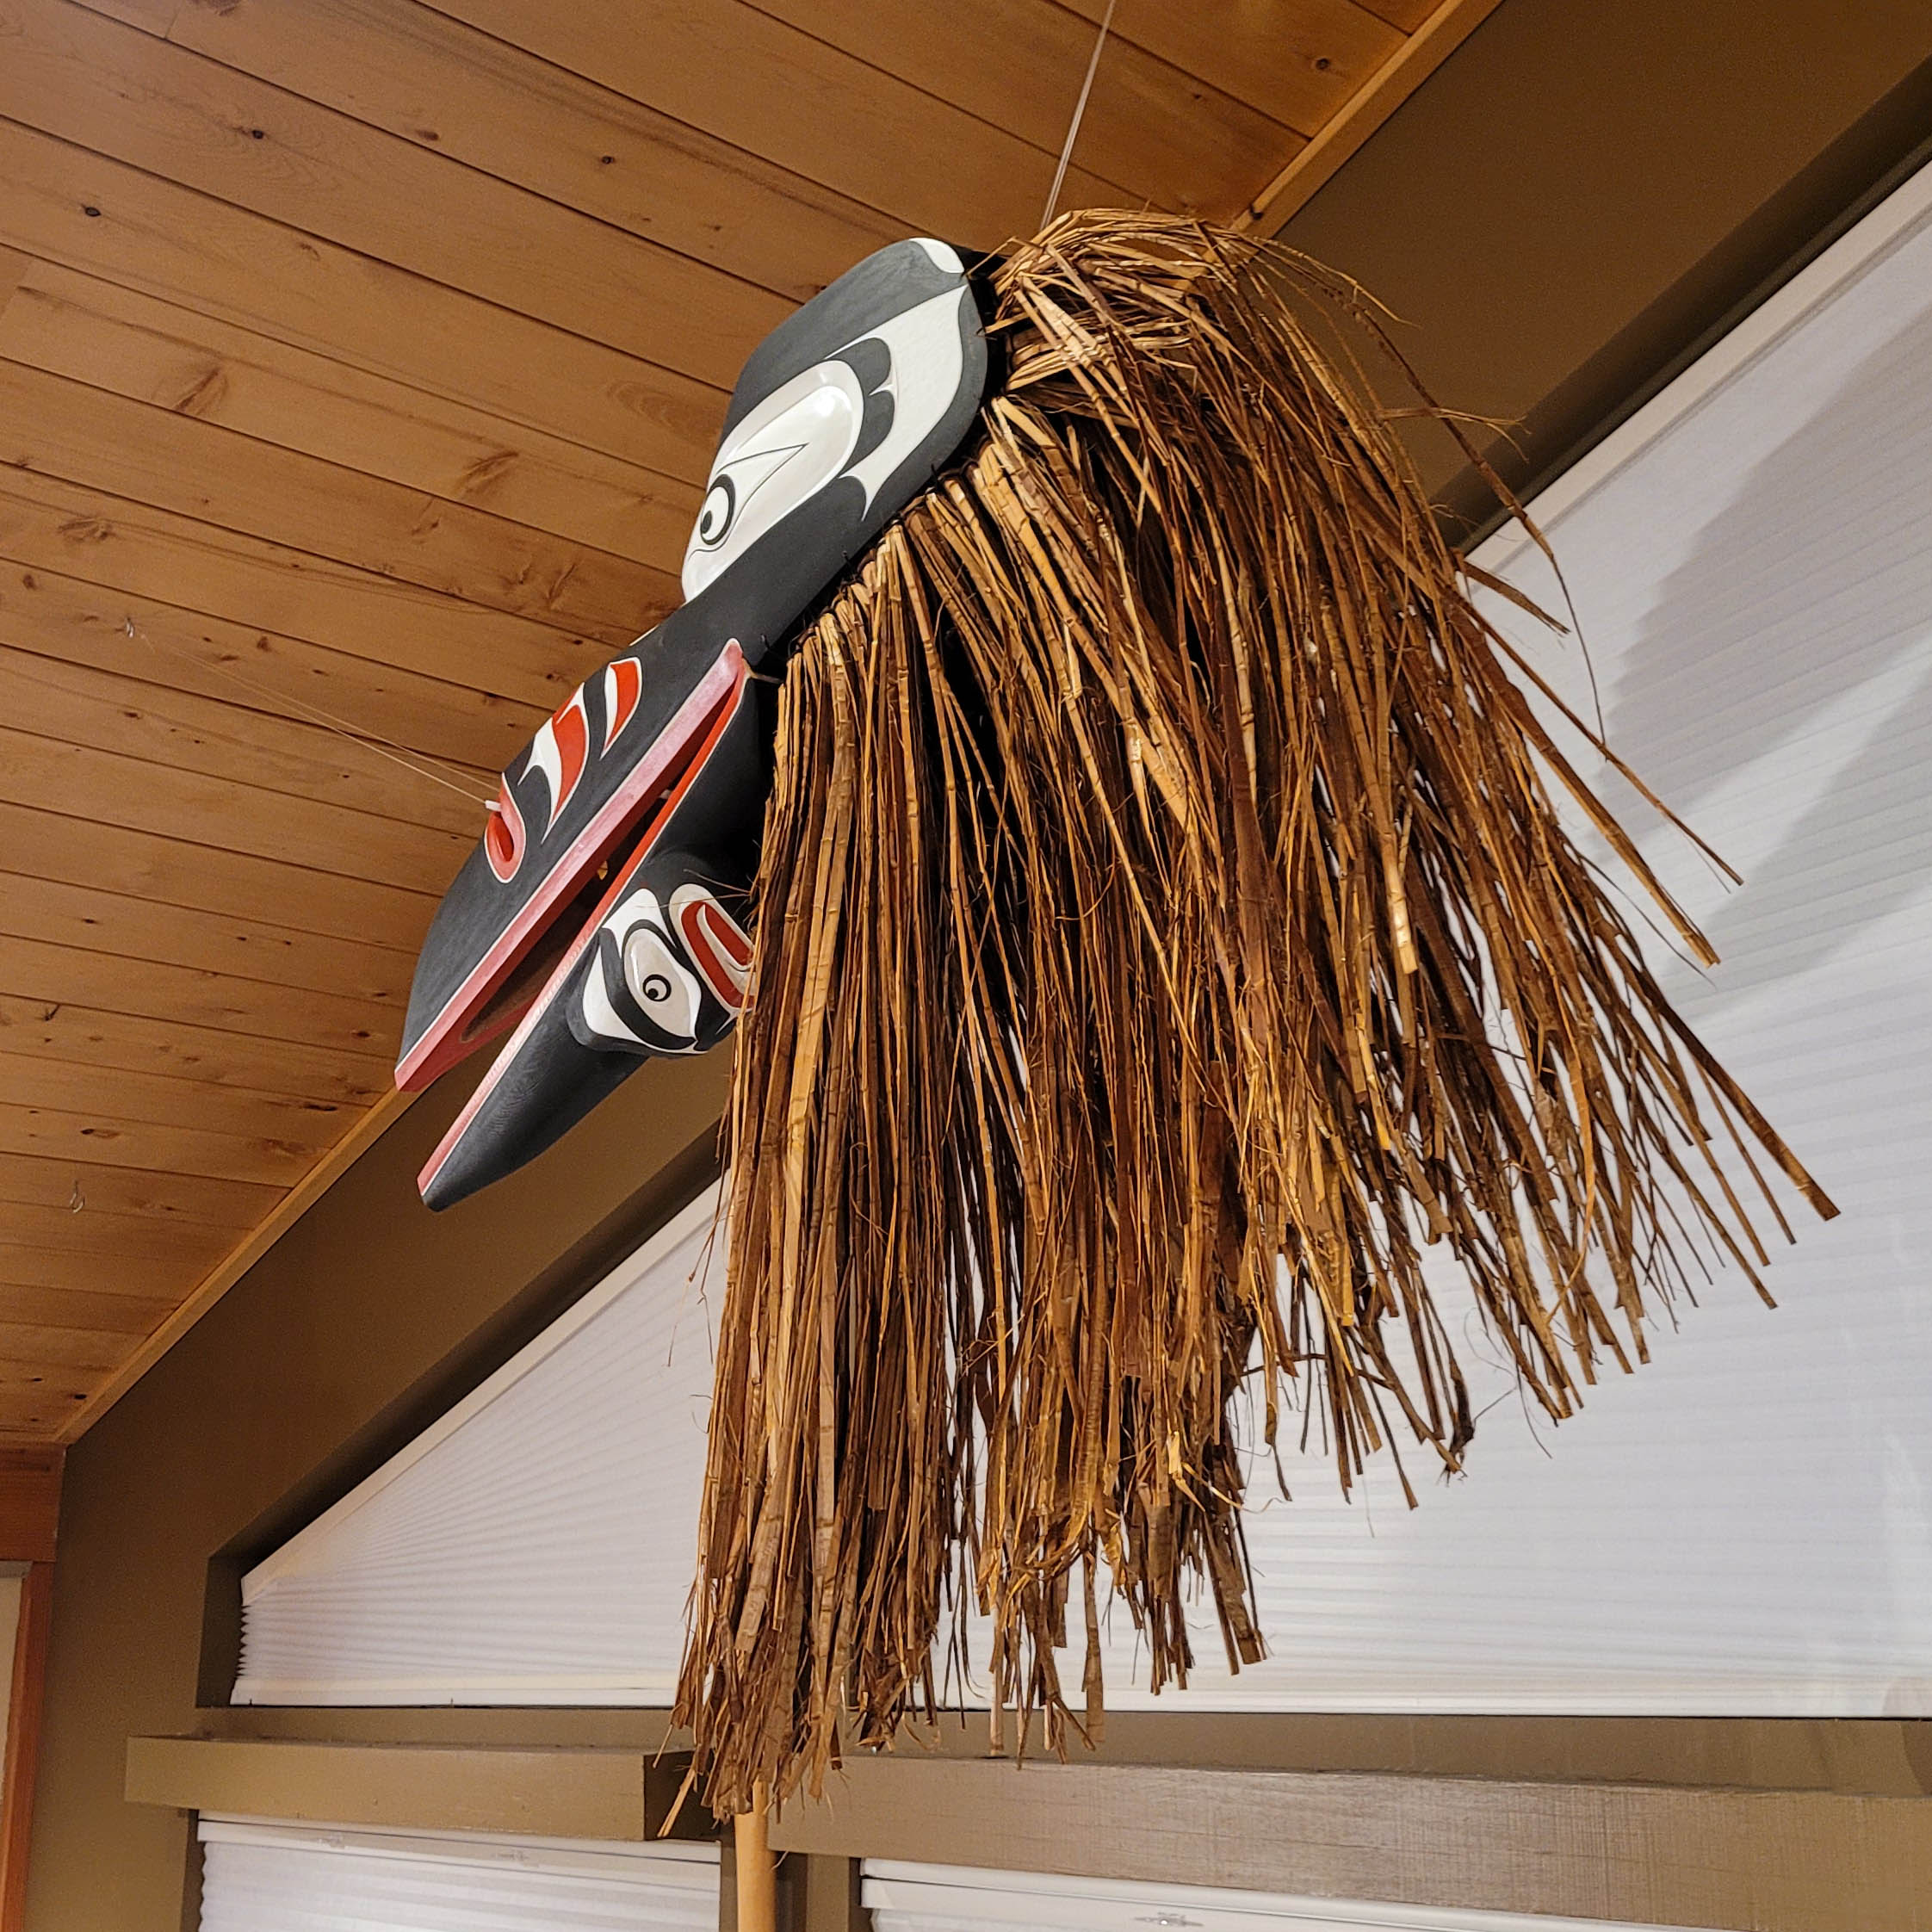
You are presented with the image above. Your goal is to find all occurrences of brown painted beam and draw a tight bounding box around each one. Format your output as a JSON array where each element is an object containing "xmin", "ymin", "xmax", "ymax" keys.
[
  {"xmin": 769, "ymin": 1757, "xmax": 1932, "ymax": 1932},
  {"xmin": 0, "ymin": 1450, "xmax": 59, "ymax": 1564},
  {"xmin": 0, "ymin": 1564, "xmax": 54, "ymax": 1932},
  {"xmin": 125, "ymin": 1736, "xmax": 696, "ymax": 1842}
]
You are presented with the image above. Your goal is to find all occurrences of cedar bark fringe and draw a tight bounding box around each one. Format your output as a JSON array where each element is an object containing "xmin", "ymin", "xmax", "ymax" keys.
[{"xmin": 674, "ymin": 211, "xmax": 1836, "ymax": 1817}]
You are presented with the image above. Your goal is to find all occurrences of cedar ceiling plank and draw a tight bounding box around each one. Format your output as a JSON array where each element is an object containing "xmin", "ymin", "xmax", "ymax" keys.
[
  {"xmin": 1056, "ymin": 0, "xmax": 1405, "ymax": 139},
  {"xmin": 750, "ymin": 0, "xmax": 1298, "ymax": 220},
  {"xmin": 0, "ymin": 992, "xmax": 389, "ymax": 1108},
  {"xmin": 0, "ymin": 474, "xmax": 600, "ymax": 715},
  {"xmin": 0, "ymin": 1324, "xmax": 138, "ymax": 1375},
  {"xmin": 1353, "ymin": 0, "xmax": 1434, "ymax": 29},
  {"xmin": 0, "ymin": 245, "xmax": 25, "ymax": 308},
  {"xmin": 0, "ymin": 864, "xmax": 417, "ymax": 1006},
  {"xmin": 1, "ymin": 265, "xmax": 701, "ymax": 566},
  {"xmin": 416, "ymin": 0, "xmax": 1124, "ymax": 250},
  {"xmin": 0, "ymin": 1284, "xmax": 176, "ymax": 1338},
  {"xmin": 0, "ymin": 1211, "xmax": 240, "ymax": 1269},
  {"xmin": 0, "ymin": 357, "xmax": 673, "ymax": 645},
  {"xmin": 0, "ymin": 1391, "xmax": 96, "ymax": 1436},
  {"xmin": 0, "ymin": 121, "xmax": 726, "ymax": 478},
  {"xmin": 0, "ymin": 727, "xmax": 468, "ymax": 895},
  {"xmin": 9, "ymin": 0, "xmax": 789, "ymax": 392},
  {"xmin": 0, "ymin": 558, "xmax": 546, "ymax": 777},
  {"xmin": 0, "ymin": 802, "xmax": 432, "ymax": 960},
  {"xmin": 0, "ymin": 647, "xmax": 486, "ymax": 838},
  {"xmin": 0, "ymin": 1099, "xmax": 323, "ymax": 1187},
  {"xmin": 0, "ymin": 1154, "xmax": 275, "ymax": 1229},
  {"xmin": 0, "ymin": 934, "xmax": 402, "ymax": 1065},
  {"xmin": 127, "ymin": 0, "xmax": 902, "ymax": 307},
  {"xmin": 0, "ymin": 1050, "xmax": 352, "ymax": 1150},
  {"xmin": 0, "ymin": 463, "xmax": 622, "ymax": 716},
  {"xmin": 0, "ymin": 1226, "xmax": 231, "ymax": 1279}
]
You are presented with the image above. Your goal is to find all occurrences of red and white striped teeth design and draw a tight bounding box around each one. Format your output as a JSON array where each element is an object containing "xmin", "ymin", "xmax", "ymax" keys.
[
  {"xmin": 670, "ymin": 884, "xmax": 752, "ymax": 1011},
  {"xmin": 525, "ymin": 688, "xmax": 591, "ymax": 836},
  {"xmin": 602, "ymin": 657, "xmax": 642, "ymax": 751}
]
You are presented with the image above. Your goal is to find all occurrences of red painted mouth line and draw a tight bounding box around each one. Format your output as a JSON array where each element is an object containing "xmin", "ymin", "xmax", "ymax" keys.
[
  {"xmin": 416, "ymin": 650, "xmax": 752, "ymax": 1204},
  {"xmin": 396, "ymin": 645, "xmax": 745, "ymax": 1093}
]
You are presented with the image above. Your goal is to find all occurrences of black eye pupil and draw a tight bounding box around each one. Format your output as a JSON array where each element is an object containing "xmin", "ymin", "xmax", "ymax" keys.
[
  {"xmin": 642, "ymin": 974, "xmax": 672, "ymax": 1002},
  {"xmin": 700, "ymin": 477, "xmax": 734, "ymax": 547}
]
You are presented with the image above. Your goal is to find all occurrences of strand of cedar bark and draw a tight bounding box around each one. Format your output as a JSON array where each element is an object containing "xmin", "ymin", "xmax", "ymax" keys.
[{"xmin": 673, "ymin": 211, "xmax": 1836, "ymax": 1817}]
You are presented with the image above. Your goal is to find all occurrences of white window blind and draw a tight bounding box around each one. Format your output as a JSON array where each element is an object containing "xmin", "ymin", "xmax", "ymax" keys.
[
  {"xmin": 1055, "ymin": 149, "xmax": 1932, "ymax": 1718},
  {"xmin": 237, "ymin": 156, "xmax": 1932, "ymax": 1718},
  {"xmin": 861, "ymin": 1861, "xmax": 1697, "ymax": 1932},
  {"xmin": 195, "ymin": 1818, "xmax": 717, "ymax": 1932},
  {"xmin": 232, "ymin": 1189, "xmax": 720, "ymax": 1705}
]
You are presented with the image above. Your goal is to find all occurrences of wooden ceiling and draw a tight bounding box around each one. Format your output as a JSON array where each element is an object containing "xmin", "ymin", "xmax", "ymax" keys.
[{"xmin": 0, "ymin": 0, "xmax": 1491, "ymax": 1442}]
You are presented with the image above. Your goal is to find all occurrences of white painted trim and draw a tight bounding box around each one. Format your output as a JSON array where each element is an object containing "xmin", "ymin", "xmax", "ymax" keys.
[
  {"xmin": 240, "ymin": 1185, "xmax": 722, "ymax": 1601},
  {"xmin": 1473, "ymin": 152, "xmax": 1932, "ymax": 576}
]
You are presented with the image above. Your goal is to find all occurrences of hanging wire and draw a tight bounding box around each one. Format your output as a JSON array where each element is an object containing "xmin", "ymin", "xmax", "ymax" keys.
[
  {"xmin": 115, "ymin": 612, "xmax": 498, "ymax": 807},
  {"xmin": 1042, "ymin": 0, "xmax": 1118, "ymax": 228}
]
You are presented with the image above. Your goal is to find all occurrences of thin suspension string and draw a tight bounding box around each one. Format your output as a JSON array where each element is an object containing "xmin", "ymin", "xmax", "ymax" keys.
[
  {"xmin": 116, "ymin": 612, "xmax": 498, "ymax": 806},
  {"xmin": 1042, "ymin": 0, "xmax": 1118, "ymax": 228}
]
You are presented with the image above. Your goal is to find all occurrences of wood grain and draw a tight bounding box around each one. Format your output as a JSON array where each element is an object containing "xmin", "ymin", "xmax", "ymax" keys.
[
  {"xmin": 0, "ymin": 1210, "xmax": 244, "ymax": 1271},
  {"xmin": 0, "ymin": 993, "xmax": 391, "ymax": 1110},
  {"xmin": 0, "ymin": 1284, "xmax": 175, "ymax": 1337},
  {"xmin": 778, "ymin": 1759, "xmax": 1932, "ymax": 1932},
  {"xmin": 0, "ymin": 647, "xmax": 485, "ymax": 837},
  {"xmin": 0, "ymin": 1452, "xmax": 59, "ymax": 1562},
  {"xmin": 0, "ymin": 866, "xmax": 417, "ymax": 1006},
  {"xmin": 1058, "ymin": 0, "xmax": 1405, "ymax": 139},
  {"xmin": 748, "ymin": 0, "xmax": 1300, "ymax": 219},
  {"xmin": 0, "ymin": 119, "xmax": 727, "ymax": 477},
  {"xmin": 0, "ymin": 474, "xmax": 601, "ymax": 713},
  {"xmin": 0, "ymin": 725, "xmax": 468, "ymax": 895},
  {"xmin": 0, "ymin": 558, "xmax": 545, "ymax": 776},
  {"xmin": 1240, "ymin": 0, "xmax": 1505, "ymax": 235},
  {"xmin": 0, "ymin": 358, "xmax": 672, "ymax": 642},
  {"xmin": 0, "ymin": 1050, "xmax": 351, "ymax": 1149},
  {"xmin": 2, "ymin": 0, "xmax": 788, "ymax": 390},
  {"xmin": 100, "ymin": 0, "xmax": 901, "ymax": 304},
  {"xmin": 58, "ymin": 1084, "xmax": 416, "ymax": 1443},
  {"xmin": 417, "ymin": 0, "xmax": 1124, "ymax": 249},
  {"xmin": 0, "ymin": 801, "xmax": 436, "ymax": 957},
  {"xmin": 0, "ymin": 935, "xmax": 401, "ymax": 1067},
  {"xmin": 0, "ymin": 265, "xmax": 702, "ymax": 564},
  {"xmin": 0, "ymin": 1561, "xmax": 55, "ymax": 1925},
  {"xmin": 0, "ymin": 1235, "xmax": 230, "ymax": 1289},
  {"xmin": 0, "ymin": 1101, "xmax": 319, "ymax": 1187},
  {"xmin": 0, "ymin": 1154, "xmax": 276, "ymax": 1229}
]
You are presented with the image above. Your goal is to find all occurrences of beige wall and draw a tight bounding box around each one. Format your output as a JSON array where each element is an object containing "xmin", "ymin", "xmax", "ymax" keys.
[
  {"xmin": 27, "ymin": 1050, "xmax": 729, "ymax": 1930},
  {"xmin": 25, "ymin": 3, "xmax": 1932, "ymax": 1926}
]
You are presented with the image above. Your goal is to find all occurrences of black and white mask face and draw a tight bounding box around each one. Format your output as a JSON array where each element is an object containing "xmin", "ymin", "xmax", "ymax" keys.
[
  {"xmin": 577, "ymin": 880, "xmax": 751, "ymax": 1057},
  {"xmin": 682, "ymin": 238, "xmax": 981, "ymax": 600}
]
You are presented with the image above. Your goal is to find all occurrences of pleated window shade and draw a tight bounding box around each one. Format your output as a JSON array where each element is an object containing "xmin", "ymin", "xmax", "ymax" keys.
[
  {"xmin": 232, "ymin": 1190, "xmax": 721, "ymax": 1706},
  {"xmin": 235, "ymin": 152, "xmax": 1932, "ymax": 1718},
  {"xmin": 195, "ymin": 1819, "xmax": 718, "ymax": 1932},
  {"xmin": 861, "ymin": 1861, "xmax": 1699, "ymax": 1932}
]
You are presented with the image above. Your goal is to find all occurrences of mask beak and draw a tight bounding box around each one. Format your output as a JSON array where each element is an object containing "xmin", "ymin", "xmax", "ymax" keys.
[
  {"xmin": 416, "ymin": 653, "xmax": 759, "ymax": 1211},
  {"xmin": 394, "ymin": 635, "xmax": 748, "ymax": 1094}
]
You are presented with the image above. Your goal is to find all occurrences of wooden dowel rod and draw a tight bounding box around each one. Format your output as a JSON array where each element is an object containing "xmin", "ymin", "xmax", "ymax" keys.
[{"xmin": 735, "ymin": 1782, "xmax": 776, "ymax": 1932}]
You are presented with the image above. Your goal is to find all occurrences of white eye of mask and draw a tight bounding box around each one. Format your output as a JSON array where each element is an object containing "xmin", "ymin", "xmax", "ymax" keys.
[
  {"xmin": 680, "ymin": 281, "xmax": 972, "ymax": 600},
  {"xmin": 622, "ymin": 926, "xmax": 700, "ymax": 1043},
  {"xmin": 682, "ymin": 364, "xmax": 864, "ymax": 598}
]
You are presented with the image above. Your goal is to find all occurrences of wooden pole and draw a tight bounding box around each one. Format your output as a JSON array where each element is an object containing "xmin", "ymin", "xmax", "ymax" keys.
[{"xmin": 734, "ymin": 1783, "xmax": 776, "ymax": 1932}]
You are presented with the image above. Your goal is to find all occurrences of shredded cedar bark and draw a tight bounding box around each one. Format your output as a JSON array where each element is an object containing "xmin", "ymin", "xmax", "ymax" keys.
[{"xmin": 674, "ymin": 212, "xmax": 1836, "ymax": 1817}]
